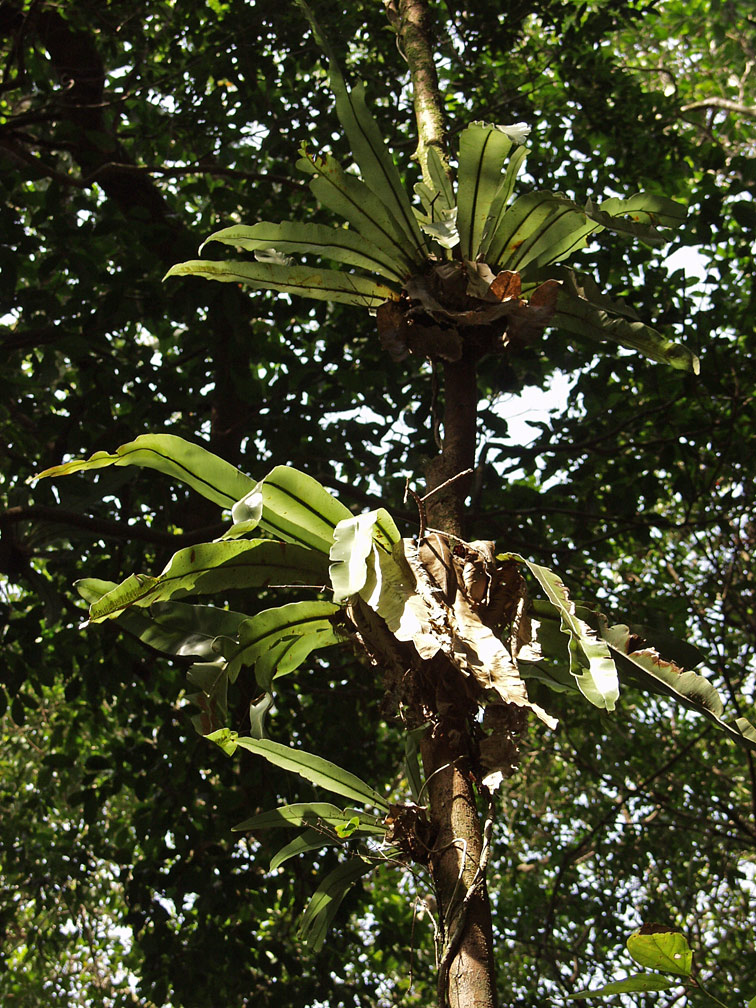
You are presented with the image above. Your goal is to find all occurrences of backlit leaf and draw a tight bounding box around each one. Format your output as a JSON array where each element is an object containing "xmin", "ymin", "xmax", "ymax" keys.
[
  {"xmin": 166, "ymin": 258, "xmax": 398, "ymax": 309},
  {"xmin": 32, "ymin": 433, "xmax": 254, "ymax": 510},
  {"xmin": 626, "ymin": 930, "xmax": 693, "ymax": 976}
]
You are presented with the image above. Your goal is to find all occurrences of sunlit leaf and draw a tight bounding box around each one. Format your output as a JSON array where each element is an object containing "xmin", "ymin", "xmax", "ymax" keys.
[
  {"xmin": 626, "ymin": 930, "xmax": 693, "ymax": 976},
  {"xmin": 298, "ymin": 149, "xmax": 418, "ymax": 273},
  {"xmin": 234, "ymin": 801, "xmax": 382, "ymax": 833},
  {"xmin": 457, "ymin": 123, "xmax": 514, "ymax": 261},
  {"xmin": 228, "ymin": 737, "xmax": 390, "ymax": 811},
  {"xmin": 504, "ymin": 554, "xmax": 619, "ymax": 710},
  {"xmin": 329, "ymin": 508, "xmax": 400, "ymax": 603},
  {"xmin": 295, "ymin": 0, "xmax": 425, "ymax": 257},
  {"xmin": 85, "ymin": 540, "xmax": 328, "ymax": 623},
  {"xmin": 255, "ymin": 464, "xmax": 353, "ymax": 554},
  {"xmin": 32, "ymin": 433, "xmax": 254, "ymax": 510}
]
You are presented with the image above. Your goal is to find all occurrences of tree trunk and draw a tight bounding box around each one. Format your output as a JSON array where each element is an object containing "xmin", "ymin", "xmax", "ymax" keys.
[{"xmin": 394, "ymin": 4, "xmax": 499, "ymax": 1006}]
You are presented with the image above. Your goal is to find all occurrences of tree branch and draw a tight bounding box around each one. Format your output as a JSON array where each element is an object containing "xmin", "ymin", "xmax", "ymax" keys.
[{"xmin": 680, "ymin": 96, "xmax": 756, "ymax": 119}]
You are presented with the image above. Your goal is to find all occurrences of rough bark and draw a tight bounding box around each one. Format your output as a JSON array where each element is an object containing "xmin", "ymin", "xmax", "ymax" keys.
[
  {"xmin": 394, "ymin": 4, "xmax": 499, "ymax": 1006},
  {"xmin": 393, "ymin": 0, "xmax": 449, "ymax": 185}
]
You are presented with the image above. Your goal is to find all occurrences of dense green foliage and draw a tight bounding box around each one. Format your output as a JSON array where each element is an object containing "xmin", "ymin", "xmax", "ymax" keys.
[{"xmin": 2, "ymin": 1, "xmax": 755, "ymax": 1005}]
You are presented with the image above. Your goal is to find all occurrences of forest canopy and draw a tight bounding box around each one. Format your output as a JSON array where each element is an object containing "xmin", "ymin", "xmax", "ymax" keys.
[{"xmin": 1, "ymin": 1, "xmax": 756, "ymax": 1005}]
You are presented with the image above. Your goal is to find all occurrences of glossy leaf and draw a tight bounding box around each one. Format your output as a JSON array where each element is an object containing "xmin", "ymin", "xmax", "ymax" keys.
[
  {"xmin": 165, "ymin": 258, "xmax": 398, "ymax": 309},
  {"xmin": 329, "ymin": 508, "xmax": 400, "ymax": 603},
  {"xmin": 626, "ymin": 930, "xmax": 693, "ymax": 976},
  {"xmin": 457, "ymin": 123, "xmax": 514, "ymax": 262},
  {"xmin": 223, "ymin": 600, "xmax": 341, "ymax": 688},
  {"xmin": 222, "ymin": 736, "xmax": 390, "ymax": 811},
  {"xmin": 504, "ymin": 554, "xmax": 619, "ymax": 711},
  {"xmin": 298, "ymin": 857, "xmax": 373, "ymax": 951},
  {"xmin": 32, "ymin": 433, "xmax": 255, "ymax": 510},
  {"xmin": 255, "ymin": 464, "xmax": 353, "ymax": 554},
  {"xmin": 85, "ymin": 540, "xmax": 328, "ymax": 623},
  {"xmin": 298, "ymin": 149, "xmax": 417, "ymax": 273},
  {"xmin": 200, "ymin": 220, "xmax": 406, "ymax": 283}
]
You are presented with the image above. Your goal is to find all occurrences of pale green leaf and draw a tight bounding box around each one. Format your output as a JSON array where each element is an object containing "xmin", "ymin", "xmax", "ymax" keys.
[
  {"xmin": 588, "ymin": 192, "xmax": 687, "ymax": 246},
  {"xmin": 234, "ymin": 802, "xmax": 349, "ymax": 830},
  {"xmin": 294, "ymin": 1, "xmax": 425, "ymax": 257},
  {"xmin": 503, "ymin": 554, "xmax": 619, "ymax": 710},
  {"xmin": 298, "ymin": 858, "xmax": 373, "ymax": 951},
  {"xmin": 32, "ymin": 433, "xmax": 255, "ymax": 510},
  {"xmin": 248, "ymin": 691, "xmax": 274, "ymax": 739},
  {"xmin": 165, "ymin": 258, "xmax": 398, "ymax": 309},
  {"xmin": 329, "ymin": 508, "xmax": 400, "ymax": 603},
  {"xmin": 568, "ymin": 973, "xmax": 676, "ymax": 998},
  {"xmin": 478, "ymin": 145, "xmax": 529, "ymax": 260},
  {"xmin": 200, "ymin": 220, "xmax": 406, "ymax": 283},
  {"xmin": 426, "ymin": 144, "xmax": 455, "ymax": 215},
  {"xmin": 255, "ymin": 464, "xmax": 353, "ymax": 554},
  {"xmin": 747, "ymin": 995, "xmax": 756, "ymax": 1008},
  {"xmin": 457, "ymin": 123, "xmax": 514, "ymax": 261},
  {"xmin": 223, "ymin": 600, "xmax": 341, "ymax": 687},
  {"xmin": 626, "ymin": 930, "xmax": 693, "ymax": 976},
  {"xmin": 231, "ymin": 737, "xmax": 390, "ymax": 811},
  {"xmin": 86, "ymin": 540, "xmax": 328, "ymax": 623},
  {"xmin": 486, "ymin": 191, "xmax": 586, "ymax": 271},
  {"xmin": 298, "ymin": 149, "xmax": 418, "ymax": 273},
  {"xmin": 270, "ymin": 828, "xmax": 342, "ymax": 871},
  {"xmin": 332, "ymin": 81, "xmax": 426, "ymax": 256}
]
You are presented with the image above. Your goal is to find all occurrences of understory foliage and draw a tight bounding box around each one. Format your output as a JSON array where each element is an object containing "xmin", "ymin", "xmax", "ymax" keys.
[{"xmin": 3, "ymin": 1, "xmax": 756, "ymax": 1006}]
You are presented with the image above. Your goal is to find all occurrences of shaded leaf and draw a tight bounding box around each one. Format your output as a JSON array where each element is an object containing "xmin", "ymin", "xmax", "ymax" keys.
[
  {"xmin": 298, "ymin": 858, "xmax": 373, "ymax": 951},
  {"xmin": 85, "ymin": 540, "xmax": 328, "ymax": 623},
  {"xmin": 200, "ymin": 220, "xmax": 406, "ymax": 283},
  {"xmin": 601, "ymin": 621, "xmax": 756, "ymax": 753},
  {"xmin": 166, "ymin": 258, "xmax": 398, "ymax": 309},
  {"xmin": 550, "ymin": 266, "xmax": 700, "ymax": 373},
  {"xmin": 223, "ymin": 600, "xmax": 341, "ymax": 688},
  {"xmin": 226, "ymin": 737, "xmax": 390, "ymax": 811},
  {"xmin": 568, "ymin": 973, "xmax": 676, "ymax": 998},
  {"xmin": 270, "ymin": 828, "xmax": 342, "ymax": 871}
]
